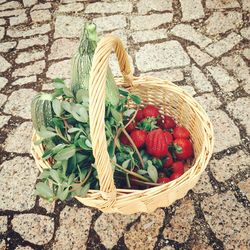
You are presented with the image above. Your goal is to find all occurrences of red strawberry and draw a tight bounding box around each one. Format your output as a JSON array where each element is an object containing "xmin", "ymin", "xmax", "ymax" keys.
[
  {"xmin": 157, "ymin": 118, "xmax": 164, "ymax": 128},
  {"xmin": 170, "ymin": 172, "xmax": 182, "ymax": 181},
  {"xmin": 172, "ymin": 161, "xmax": 184, "ymax": 175},
  {"xmin": 174, "ymin": 138, "xmax": 193, "ymax": 160},
  {"xmin": 163, "ymin": 152, "xmax": 173, "ymax": 168},
  {"xmin": 126, "ymin": 121, "xmax": 136, "ymax": 133},
  {"xmin": 130, "ymin": 129, "xmax": 147, "ymax": 149},
  {"xmin": 163, "ymin": 115, "xmax": 176, "ymax": 129},
  {"xmin": 145, "ymin": 128, "xmax": 168, "ymax": 158},
  {"xmin": 135, "ymin": 109, "xmax": 144, "ymax": 122},
  {"xmin": 120, "ymin": 133, "xmax": 130, "ymax": 145},
  {"xmin": 164, "ymin": 131, "xmax": 173, "ymax": 145},
  {"xmin": 143, "ymin": 105, "xmax": 160, "ymax": 118},
  {"xmin": 157, "ymin": 177, "xmax": 170, "ymax": 184},
  {"xmin": 173, "ymin": 126, "xmax": 190, "ymax": 139}
]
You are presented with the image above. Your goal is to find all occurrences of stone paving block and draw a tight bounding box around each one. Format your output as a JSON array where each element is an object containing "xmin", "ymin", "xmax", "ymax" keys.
[
  {"xmin": 0, "ymin": 157, "xmax": 38, "ymax": 211},
  {"xmin": 0, "ymin": 41, "xmax": 17, "ymax": 52},
  {"xmin": 205, "ymin": 11, "xmax": 242, "ymax": 35},
  {"xmin": 187, "ymin": 46, "xmax": 213, "ymax": 66},
  {"xmin": 195, "ymin": 93, "xmax": 222, "ymax": 112},
  {"xmin": 242, "ymin": 0, "xmax": 250, "ymax": 11},
  {"xmin": 238, "ymin": 178, "xmax": 250, "ymax": 200},
  {"xmin": 46, "ymin": 60, "xmax": 71, "ymax": 80},
  {"xmin": 12, "ymin": 60, "xmax": 45, "ymax": 77},
  {"xmin": 3, "ymin": 88, "xmax": 37, "ymax": 119},
  {"xmin": 23, "ymin": 0, "xmax": 37, "ymax": 7},
  {"xmin": 163, "ymin": 199, "xmax": 195, "ymax": 242},
  {"xmin": 38, "ymin": 198, "xmax": 55, "ymax": 214},
  {"xmin": 17, "ymin": 35, "xmax": 49, "ymax": 49},
  {"xmin": 135, "ymin": 41, "xmax": 190, "ymax": 72},
  {"xmin": 57, "ymin": 3, "xmax": 84, "ymax": 13},
  {"xmin": 0, "ymin": 55, "xmax": 11, "ymax": 72},
  {"xmin": 9, "ymin": 11, "xmax": 28, "ymax": 26},
  {"xmin": 85, "ymin": 1, "xmax": 132, "ymax": 13},
  {"xmin": 15, "ymin": 246, "xmax": 33, "ymax": 250},
  {"xmin": 192, "ymin": 171, "xmax": 214, "ymax": 194},
  {"xmin": 0, "ymin": 18, "xmax": 6, "ymax": 25},
  {"xmin": 95, "ymin": 213, "xmax": 139, "ymax": 249},
  {"xmin": 110, "ymin": 29, "xmax": 127, "ymax": 47},
  {"xmin": 171, "ymin": 24, "xmax": 212, "ymax": 48},
  {"xmin": 0, "ymin": 26, "xmax": 4, "ymax": 40},
  {"xmin": 242, "ymin": 47, "xmax": 250, "ymax": 60},
  {"xmin": 124, "ymin": 209, "xmax": 165, "ymax": 250},
  {"xmin": 240, "ymin": 26, "xmax": 250, "ymax": 40},
  {"xmin": 4, "ymin": 122, "xmax": 32, "ymax": 154},
  {"xmin": 191, "ymin": 65, "xmax": 213, "ymax": 93},
  {"xmin": 0, "ymin": 9, "xmax": 24, "ymax": 18},
  {"xmin": 31, "ymin": 3, "xmax": 52, "ymax": 10},
  {"xmin": 181, "ymin": 85, "xmax": 196, "ymax": 96},
  {"xmin": 201, "ymin": 192, "xmax": 250, "ymax": 250},
  {"xmin": 205, "ymin": 32, "xmax": 242, "ymax": 57},
  {"xmin": 131, "ymin": 13, "xmax": 173, "ymax": 31},
  {"xmin": 0, "ymin": 1, "xmax": 22, "ymax": 11},
  {"xmin": 0, "ymin": 216, "xmax": 7, "ymax": 233},
  {"xmin": 12, "ymin": 214, "xmax": 54, "ymax": 244},
  {"xmin": 53, "ymin": 206, "xmax": 93, "ymax": 250},
  {"xmin": 207, "ymin": 65, "xmax": 238, "ymax": 92},
  {"xmin": 93, "ymin": 15, "xmax": 127, "ymax": 32},
  {"xmin": 0, "ymin": 93, "xmax": 7, "ymax": 108},
  {"xmin": 227, "ymin": 97, "xmax": 250, "ymax": 135},
  {"xmin": 180, "ymin": 0, "xmax": 205, "ymax": 21},
  {"xmin": 0, "ymin": 115, "xmax": 10, "ymax": 129},
  {"xmin": 132, "ymin": 29, "xmax": 167, "ymax": 43},
  {"xmin": 15, "ymin": 50, "xmax": 45, "ymax": 64},
  {"xmin": 11, "ymin": 75, "xmax": 37, "ymax": 86},
  {"xmin": 210, "ymin": 150, "xmax": 250, "ymax": 182},
  {"xmin": 206, "ymin": 0, "xmax": 240, "ymax": 9},
  {"xmin": 31, "ymin": 9, "xmax": 51, "ymax": 23},
  {"xmin": 137, "ymin": 0, "xmax": 172, "ymax": 14},
  {"xmin": 207, "ymin": 110, "xmax": 240, "ymax": 153},
  {"xmin": 0, "ymin": 77, "xmax": 8, "ymax": 90}
]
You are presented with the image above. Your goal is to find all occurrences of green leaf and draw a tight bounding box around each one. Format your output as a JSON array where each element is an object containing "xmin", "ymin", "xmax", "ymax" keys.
[
  {"xmin": 35, "ymin": 182, "xmax": 54, "ymax": 199},
  {"xmin": 77, "ymin": 137, "xmax": 92, "ymax": 151},
  {"xmin": 52, "ymin": 99, "xmax": 62, "ymax": 117},
  {"xmin": 38, "ymin": 170, "xmax": 51, "ymax": 179},
  {"xmin": 52, "ymin": 144, "xmax": 66, "ymax": 154},
  {"xmin": 122, "ymin": 159, "xmax": 130, "ymax": 169},
  {"xmin": 123, "ymin": 108, "xmax": 136, "ymax": 117},
  {"xmin": 76, "ymin": 89, "xmax": 89, "ymax": 104},
  {"xmin": 76, "ymin": 153, "xmax": 89, "ymax": 163},
  {"xmin": 174, "ymin": 144, "xmax": 182, "ymax": 153},
  {"xmin": 57, "ymin": 186, "xmax": 69, "ymax": 201},
  {"xmin": 147, "ymin": 163, "xmax": 158, "ymax": 183},
  {"xmin": 42, "ymin": 149, "xmax": 53, "ymax": 160},
  {"xmin": 63, "ymin": 87, "xmax": 74, "ymax": 97},
  {"xmin": 62, "ymin": 101, "xmax": 72, "ymax": 113},
  {"xmin": 74, "ymin": 183, "xmax": 90, "ymax": 197},
  {"xmin": 111, "ymin": 108, "xmax": 122, "ymax": 123},
  {"xmin": 71, "ymin": 104, "xmax": 88, "ymax": 123},
  {"xmin": 53, "ymin": 78, "xmax": 64, "ymax": 84},
  {"xmin": 68, "ymin": 128, "xmax": 81, "ymax": 133},
  {"xmin": 137, "ymin": 169, "xmax": 147, "ymax": 175},
  {"xmin": 119, "ymin": 88, "xmax": 129, "ymax": 97},
  {"xmin": 50, "ymin": 169, "xmax": 61, "ymax": 183},
  {"xmin": 54, "ymin": 145, "xmax": 76, "ymax": 161},
  {"xmin": 130, "ymin": 94, "xmax": 141, "ymax": 104},
  {"xmin": 38, "ymin": 127, "xmax": 56, "ymax": 139},
  {"xmin": 68, "ymin": 173, "xmax": 75, "ymax": 184}
]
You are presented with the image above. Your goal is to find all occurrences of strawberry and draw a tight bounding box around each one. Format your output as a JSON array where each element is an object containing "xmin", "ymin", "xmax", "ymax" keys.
[
  {"xmin": 146, "ymin": 128, "xmax": 168, "ymax": 158},
  {"xmin": 163, "ymin": 152, "xmax": 173, "ymax": 168},
  {"xmin": 164, "ymin": 131, "xmax": 173, "ymax": 145},
  {"xmin": 126, "ymin": 121, "xmax": 136, "ymax": 133},
  {"xmin": 170, "ymin": 172, "xmax": 182, "ymax": 181},
  {"xmin": 163, "ymin": 115, "xmax": 176, "ymax": 129},
  {"xmin": 130, "ymin": 129, "xmax": 147, "ymax": 149},
  {"xmin": 173, "ymin": 126, "xmax": 190, "ymax": 139},
  {"xmin": 120, "ymin": 133, "xmax": 130, "ymax": 145},
  {"xmin": 143, "ymin": 105, "xmax": 160, "ymax": 118},
  {"xmin": 157, "ymin": 177, "xmax": 170, "ymax": 184},
  {"xmin": 174, "ymin": 138, "xmax": 193, "ymax": 160},
  {"xmin": 135, "ymin": 109, "xmax": 144, "ymax": 122},
  {"xmin": 172, "ymin": 161, "xmax": 184, "ymax": 175}
]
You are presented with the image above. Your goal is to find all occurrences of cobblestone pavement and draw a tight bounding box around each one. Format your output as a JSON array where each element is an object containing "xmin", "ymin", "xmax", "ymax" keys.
[{"xmin": 0, "ymin": 0, "xmax": 250, "ymax": 249}]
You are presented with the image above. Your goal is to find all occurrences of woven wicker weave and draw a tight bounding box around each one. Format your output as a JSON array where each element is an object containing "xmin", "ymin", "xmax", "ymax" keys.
[{"xmin": 31, "ymin": 35, "xmax": 214, "ymax": 214}]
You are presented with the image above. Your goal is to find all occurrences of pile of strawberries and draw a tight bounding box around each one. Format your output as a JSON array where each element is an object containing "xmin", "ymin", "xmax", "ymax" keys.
[{"xmin": 120, "ymin": 104, "xmax": 194, "ymax": 184}]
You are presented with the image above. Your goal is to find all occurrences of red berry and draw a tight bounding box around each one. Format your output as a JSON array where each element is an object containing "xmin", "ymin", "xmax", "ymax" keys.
[
  {"xmin": 172, "ymin": 161, "xmax": 184, "ymax": 175},
  {"xmin": 126, "ymin": 121, "xmax": 136, "ymax": 133},
  {"xmin": 163, "ymin": 115, "xmax": 176, "ymax": 129},
  {"xmin": 164, "ymin": 131, "xmax": 173, "ymax": 145},
  {"xmin": 120, "ymin": 133, "xmax": 130, "ymax": 145},
  {"xmin": 170, "ymin": 172, "xmax": 183, "ymax": 181},
  {"xmin": 156, "ymin": 118, "xmax": 164, "ymax": 128},
  {"xmin": 174, "ymin": 138, "xmax": 193, "ymax": 160},
  {"xmin": 163, "ymin": 152, "xmax": 174, "ymax": 168},
  {"xmin": 130, "ymin": 129, "xmax": 147, "ymax": 149},
  {"xmin": 146, "ymin": 128, "xmax": 168, "ymax": 158},
  {"xmin": 143, "ymin": 105, "xmax": 160, "ymax": 118},
  {"xmin": 173, "ymin": 126, "xmax": 190, "ymax": 139},
  {"xmin": 157, "ymin": 177, "xmax": 171, "ymax": 184},
  {"xmin": 135, "ymin": 109, "xmax": 144, "ymax": 122}
]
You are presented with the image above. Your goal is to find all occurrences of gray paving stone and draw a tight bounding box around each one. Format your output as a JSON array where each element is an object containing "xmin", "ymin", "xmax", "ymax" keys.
[
  {"xmin": 181, "ymin": 85, "xmax": 196, "ymax": 96},
  {"xmin": 11, "ymin": 75, "xmax": 37, "ymax": 86},
  {"xmin": 17, "ymin": 35, "xmax": 49, "ymax": 49},
  {"xmin": 0, "ymin": 1, "xmax": 21, "ymax": 11},
  {"xmin": 163, "ymin": 199, "xmax": 195, "ymax": 242},
  {"xmin": 0, "ymin": 41, "xmax": 17, "ymax": 52},
  {"xmin": 3, "ymin": 88, "xmax": 37, "ymax": 119},
  {"xmin": 238, "ymin": 178, "xmax": 250, "ymax": 200},
  {"xmin": 38, "ymin": 198, "xmax": 55, "ymax": 213},
  {"xmin": 85, "ymin": 1, "xmax": 132, "ymax": 13},
  {"xmin": 205, "ymin": 11, "xmax": 242, "ymax": 35},
  {"xmin": 9, "ymin": 11, "xmax": 28, "ymax": 26},
  {"xmin": 137, "ymin": 0, "xmax": 172, "ymax": 14},
  {"xmin": 191, "ymin": 65, "xmax": 213, "ymax": 93},
  {"xmin": 0, "ymin": 9, "xmax": 24, "ymax": 18},
  {"xmin": 132, "ymin": 29, "xmax": 167, "ymax": 43},
  {"xmin": 57, "ymin": 2, "xmax": 84, "ymax": 13},
  {"xmin": 15, "ymin": 50, "xmax": 45, "ymax": 64},
  {"xmin": 0, "ymin": 216, "xmax": 7, "ymax": 233},
  {"xmin": 210, "ymin": 150, "xmax": 250, "ymax": 182},
  {"xmin": 207, "ymin": 65, "xmax": 238, "ymax": 92},
  {"xmin": 135, "ymin": 41, "xmax": 190, "ymax": 72},
  {"xmin": 205, "ymin": 32, "xmax": 242, "ymax": 57},
  {"xmin": 195, "ymin": 93, "xmax": 222, "ymax": 112},
  {"xmin": 201, "ymin": 192, "xmax": 250, "ymax": 250},
  {"xmin": 0, "ymin": 55, "xmax": 11, "ymax": 72},
  {"xmin": 31, "ymin": 9, "xmax": 51, "ymax": 23},
  {"xmin": 227, "ymin": 97, "xmax": 250, "ymax": 135},
  {"xmin": 0, "ymin": 26, "xmax": 4, "ymax": 40},
  {"xmin": 54, "ymin": 15, "xmax": 86, "ymax": 38},
  {"xmin": 12, "ymin": 214, "xmax": 54, "ymax": 244},
  {"xmin": 12, "ymin": 60, "xmax": 45, "ymax": 77},
  {"xmin": 46, "ymin": 60, "xmax": 71, "ymax": 80},
  {"xmin": 15, "ymin": 246, "xmax": 33, "ymax": 250},
  {"xmin": 242, "ymin": 0, "xmax": 250, "ymax": 11},
  {"xmin": 0, "ymin": 115, "xmax": 10, "ymax": 129},
  {"xmin": 4, "ymin": 122, "xmax": 33, "ymax": 154},
  {"xmin": 0, "ymin": 77, "xmax": 8, "ymax": 90},
  {"xmin": 0, "ymin": 93, "xmax": 7, "ymax": 108},
  {"xmin": 206, "ymin": 0, "xmax": 240, "ymax": 9},
  {"xmin": 23, "ymin": 0, "xmax": 37, "ymax": 7},
  {"xmin": 95, "ymin": 213, "xmax": 139, "ymax": 249},
  {"xmin": 131, "ymin": 13, "xmax": 173, "ymax": 31},
  {"xmin": 110, "ymin": 29, "xmax": 127, "ymax": 47},
  {"xmin": 53, "ymin": 206, "xmax": 93, "ymax": 250},
  {"xmin": 242, "ymin": 47, "xmax": 250, "ymax": 60},
  {"xmin": 192, "ymin": 171, "xmax": 214, "ymax": 194},
  {"xmin": 171, "ymin": 24, "xmax": 212, "ymax": 48},
  {"xmin": 0, "ymin": 18, "xmax": 6, "ymax": 25},
  {"xmin": 240, "ymin": 26, "xmax": 250, "ymax": 40},
  {"xmin": 31, "ymin": 2, "xmax": 51, "ymax": 10},
  {"xmin": 207, "ymin": 110, "xmax": 240, "ymax": 153},
  {"xmin": 124, "ymin": 209, "xmax": 164, "ymax": 250},
  {"xmin": 0, "ymin": 157, "xmax": 38, "ymax": 211},
  {"xmin": 180, "ymin": 0, "xmax": 205, "ymax": 21},
  {"xmin": 186, "ymin": 45, "xmax": 213, "ymax": 66}
]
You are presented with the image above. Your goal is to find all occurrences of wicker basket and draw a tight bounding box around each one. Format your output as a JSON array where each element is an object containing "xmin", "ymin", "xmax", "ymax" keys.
[{"xmin": 31, "ymin": 35, "xmax": 214, "ymax": 214}]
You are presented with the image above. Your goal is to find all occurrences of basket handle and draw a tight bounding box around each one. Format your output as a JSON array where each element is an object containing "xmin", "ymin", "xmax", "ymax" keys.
[{"xmin": 89, "ymin": 35, "xmax": 133, "ymax": 205}]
